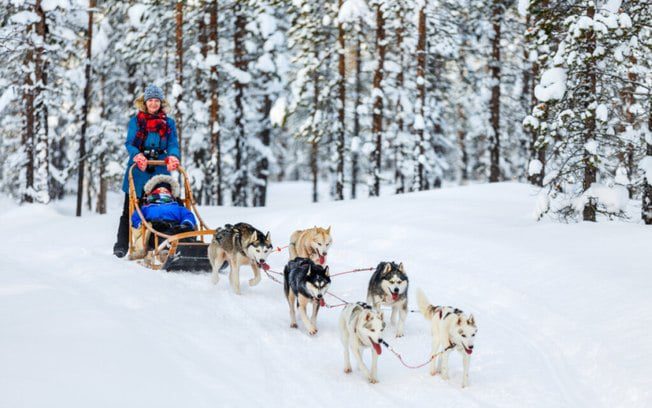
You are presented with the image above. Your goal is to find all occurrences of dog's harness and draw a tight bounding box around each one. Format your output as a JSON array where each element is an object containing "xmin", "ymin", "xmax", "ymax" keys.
[{"xmin": 433, "ymin": 306, "xmax": 464, "ymax": 320}]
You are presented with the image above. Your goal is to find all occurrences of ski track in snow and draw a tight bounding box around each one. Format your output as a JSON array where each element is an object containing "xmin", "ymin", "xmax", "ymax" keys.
[{"xmin": 0, "ymin": 183, "xmax": 650, "ymax": 408}]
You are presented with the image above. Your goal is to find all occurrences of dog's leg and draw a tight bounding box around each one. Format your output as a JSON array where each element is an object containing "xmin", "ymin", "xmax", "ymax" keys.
[
  {"xmin": 298, "ymin": 295, "xmax": 317, "ymax": 335},
  {"xmin": 211, "ymin": 251, "xmax": 224, "ymax": 285},
  {"xmin": 396, "ymin": 302, "xmax": 407, "ymax": 337},
  {"xmin": 440, "ymin": 349, "xmax": 451, "ymax": 381},
  {"xmin": 430, "ymin": 340, "xmax": 439, "ymax": 376},
  {"xmin": 340, "ymin": 315, "xmax": 352, "ymax": 373},
  {"xmin": 462, "ymin": 353, "xmax": 471, "ymax": 388},
  {"xmin": 430, "ymin": 327, "xmax": 441, "ymax": 376},
  {"xmin": 352, "ymin": 345, "xmax": 373, "ymax": 383},
  {"xmin": 311, "ymin": 301, "xmax": 320, "ymax": 326},
  {"xmin": 229, "ymin": 260, "xmax": 241, "ymax": 295},
  {"xmin": 370, "ymin": 347, "xmax": 379, "ymax": 383},
  {"xmin": 249, "ymin": 263, "xmax": 261, "ymax": 287},
  {"xmin": 287, "ymin": 292, "xmax": 298, "ymax": 328},
  {"xmin": 390, "ymin": 305, "xmax": 398, "ymax": 326}
]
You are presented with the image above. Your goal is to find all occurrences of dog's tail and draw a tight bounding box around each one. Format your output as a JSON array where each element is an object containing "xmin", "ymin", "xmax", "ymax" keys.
[{"xmin": 416, "ymin": 289, "xmax": 435, "ymax": 319}]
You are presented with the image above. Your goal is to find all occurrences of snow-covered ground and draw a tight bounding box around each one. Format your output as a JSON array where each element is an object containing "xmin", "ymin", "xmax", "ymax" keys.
[{"xmin": 1, "ymin": 183, "xmax": 650, "ymax": 408}]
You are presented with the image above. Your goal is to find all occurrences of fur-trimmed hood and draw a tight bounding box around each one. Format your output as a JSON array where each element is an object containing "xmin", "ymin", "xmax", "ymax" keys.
[
  {"xmin": 143, "ymin": 174, "xmax": 181, "ymax": 197},
  {"xmin": 134, "ymin": 95, "xmax": 172, "ymax": 114}
]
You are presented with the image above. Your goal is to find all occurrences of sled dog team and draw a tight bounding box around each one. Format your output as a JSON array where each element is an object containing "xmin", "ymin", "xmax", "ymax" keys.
[{"xmin": 207, "ymin": 223, "xmax": 478, "ymax": 386}]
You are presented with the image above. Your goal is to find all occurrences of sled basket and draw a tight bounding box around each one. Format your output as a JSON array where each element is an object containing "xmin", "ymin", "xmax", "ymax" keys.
[
  {"xmin": 163, "ymin": 242, "xmax": 212, "ymax": 272},
  {"xmin": 127, "ymin": 160, "xmax": 215, "ymax": 272}
]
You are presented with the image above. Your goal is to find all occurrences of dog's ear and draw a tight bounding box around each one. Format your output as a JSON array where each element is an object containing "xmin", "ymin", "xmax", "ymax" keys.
[
  {"xmin": 324, "ymin": 266, "xmax": 330, "ymax": 277},
  {"xmin": 265, "ymin": 231, "xmax": 271, "ymax": 244},
  {"xmin": 468, "ymin": 314, "xmax": 475, "ymax": 327},
  {"xmin": 365, "ymin": 311, "xmax": 372, "ymax": 321},
  {"xmin": 251, "ymin": 230, "xmax": 258, "ymax": 242},
  {"xmin": 383, "ymin": 263, "xmax": 392, "ymax": 274},
  {"xmin": 398, "ymin": 262, "xmax": 405, "ymax": 272},
  {"xmin": 306, "ymin": 266, "xmax": 312, "ymax": 276},
  {"xmin": 457, "ymin": 316, "xmax": 463, "ymax": 326},
  {"xmin": 326, "ymin": 225, "xmax": 331, "ymax": 234}
]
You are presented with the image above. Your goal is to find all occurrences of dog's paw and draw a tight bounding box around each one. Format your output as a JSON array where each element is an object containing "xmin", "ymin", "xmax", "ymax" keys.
[
  {"xmin": 430, "ymin": 370, "xmax": 438, "ymax": 377},
  {"xmin": 248, "ymin": 277, "xmax": 261, "ymax": 286},
  {"xmin": 308, "ymin": 327, "xmax": 318, "ymax": 335},
  {"xmin": 441, "ymin": 373, "xmax": 449, "ymax": 380},
  {"xmin": 211, "ymin": 275, "xmax": 220, "ymax": 285},
  {"xmin": 290, "ymin": 323, "xmax": 298, "ymax": 329},
  {"xmin": 368, "ymin": 377, "xmax": 378, "ymax": 384},
  {"xmin": 395, "ymin": 331, "xmax": 404, "ymax": 338},
  {"xmin": 344, "ymin": 367, "xmax": 352, "ymax": 374}
]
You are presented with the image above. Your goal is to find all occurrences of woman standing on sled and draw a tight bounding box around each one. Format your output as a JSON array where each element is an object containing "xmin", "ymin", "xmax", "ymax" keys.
[{"xmin": 113, "ymin": 84, "xmax": 181, "ymax": 258}]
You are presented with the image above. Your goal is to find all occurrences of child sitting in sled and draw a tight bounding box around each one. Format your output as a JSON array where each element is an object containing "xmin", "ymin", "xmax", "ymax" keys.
[{"xmin": 130, "ymin": 174, "xmax": 196, "ymax": 260}]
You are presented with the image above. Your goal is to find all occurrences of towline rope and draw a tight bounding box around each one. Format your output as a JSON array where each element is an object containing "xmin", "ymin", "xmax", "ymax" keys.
[{"xmin": 380, "ymin": 340, "xmax": 456, "ymax": 369}]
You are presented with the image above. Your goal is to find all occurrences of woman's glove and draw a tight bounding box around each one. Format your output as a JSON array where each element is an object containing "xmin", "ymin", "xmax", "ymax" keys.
[
  {"xmin": 165, "ymin": 156, "xmax": 180, "ymax": 172},
  {"xmin": 134, "ymin": 153, "xmax": 148, "ymax": 171}
]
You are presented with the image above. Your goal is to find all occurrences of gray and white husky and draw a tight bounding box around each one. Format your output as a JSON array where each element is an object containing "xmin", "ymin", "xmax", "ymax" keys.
[
  {"xmin": 208, "ymin": 223, "xmax": 272, "ymax": 294},
  {"xmin": 284, "ymin": 257, "xmax": 331, "ymax": 335},
  {"xmin": 417, "ymin": 289, "xmax": 478, "ymax": 388},
  {"xmin": 339, "ymin": 302, "xmax": 386, "ymax": 384},
  {"xmin": 366, "ymin": 261, "xmax": 409, "ymax": 337}
]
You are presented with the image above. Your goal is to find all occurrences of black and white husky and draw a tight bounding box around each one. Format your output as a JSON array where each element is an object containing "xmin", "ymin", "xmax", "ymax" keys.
[
  {"xmin": 417, "ymin": 289, "xmax": 478, "ymax": 388},
  {"xmin": 366, "ymin": 262, "xmax": 409, "ymax": 337},
  {"xmin": 339, "ymin": 302, "xmax": 386, "ymax": 384},
  {"xmin": 283, "ymin": 257, "xmax": 331, "ymax": 335}
]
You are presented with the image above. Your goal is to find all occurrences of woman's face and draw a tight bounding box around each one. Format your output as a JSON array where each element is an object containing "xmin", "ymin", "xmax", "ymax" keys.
[{"xmin": 146, "ymin": 98, "xmax": 161, "ymax": 114}]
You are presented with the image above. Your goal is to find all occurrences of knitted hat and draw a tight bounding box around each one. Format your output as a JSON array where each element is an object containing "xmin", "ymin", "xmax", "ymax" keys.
[{"xmin": 144, "ymin": 84, "xmax": 164, "ymax": 102}]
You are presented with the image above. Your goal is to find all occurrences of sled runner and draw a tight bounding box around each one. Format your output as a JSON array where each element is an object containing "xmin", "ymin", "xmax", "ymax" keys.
[{"xmin": 127, "ymin": 160, "xmax": 214, "ymax": 272}]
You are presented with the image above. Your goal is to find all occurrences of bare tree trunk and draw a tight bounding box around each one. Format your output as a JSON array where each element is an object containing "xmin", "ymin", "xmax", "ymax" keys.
[
  {"xmin": 642, "ymin": 99, "xmax": 652, "ymax": 224},
  {"xmin": 97, "ymin": 153, "xmax": 107, "ymax": 214},
  {"xmin": 253, "ymin": 94, "xmax": 272, "ymax": 207},
  {"xmin": 335, "ymin": 0, "xmax": 346, "ymax": 201},
  {"xmin": 311, "ymin": 141, "xmax": 319, "ymax": 203},
  {"xmin": 415, "ymin": 4, "xmax": 427, "ymax": 191},
  {"xmin": 175, "ymin": 1, "xmax": 185, "ymax": 158},
  {"xmin": 622, "ymin": 55, "xmax": 638, "ymax": 198},
  {"xmin": 582, "ymin": 5, "xmax": 597, "ymax": 222},
  {"xmin": 351, "ymin": 33, "xmax": 361, "ymax": 199},
  {"xmin": 370, "ymin": 2, "xmax": 385, "ymax": 197},
  {"xmin": 489, "ymin": 0, "xmax": 502, "ymax": 183},
  {"xmin": 311, "ymin": 69, "xmax": 320, "ymax": 203},
  {"xmin": 209, "ymin": 0, "xmax": 222, "ymax": 206},
  {"xmin": 76, "ymin": 0, "xmax": 94, "ymax": 217},
  {"xmin": 21, "ymin": 4, "xmax": 36, "ymax": 204},
  {"xmin": 86, "ymin": 160, "xmax": 93, "ymax": 211},
  {"xmin": 457, "ymin": 105, "xmax": 469, "ymax": 183},
  {"xmin": 527, "ymin": 2, "xmax": 546, "ymax": 187},
  {"xmin": 96, "ymin": 74, "xmax": 107, "ymax": 214},
  {"xmin": 34, "ymin": 0, "xmax": 49, "ymax": 201},
  {"xmin": 232, "ymin": 4, "xmax": 248, "ymax": 206},
  {"xmin": 395, "ymin": 8, "xmax": 405, "ymax": 194}
]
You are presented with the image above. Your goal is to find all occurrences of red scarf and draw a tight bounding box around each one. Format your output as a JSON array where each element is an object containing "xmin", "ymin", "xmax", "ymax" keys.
[{"xmin": 134, "ymin": 110, "xmax": 170, "ymax": 149}]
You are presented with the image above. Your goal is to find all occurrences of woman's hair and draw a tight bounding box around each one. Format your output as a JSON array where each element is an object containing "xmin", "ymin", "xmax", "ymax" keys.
[{"xmin": 134, "ymin": 95, "xmax": 170, "ymax": 114}]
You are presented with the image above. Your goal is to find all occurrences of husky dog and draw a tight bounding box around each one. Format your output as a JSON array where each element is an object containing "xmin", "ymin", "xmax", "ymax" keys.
[
  {"xmin": 366, "ymin": 261, "xmax": 409, "ymax": 337},
  {"xmin": 289, "ymin": 226, "xmax": 332, "ymax": 265},
  {"xmin": 339, "ymin": 302, "xmax": 386, "ymax": 384},
  {"xmin": 208, "ymin": 223, "xmax": 272, "ymax": 294},
  {"xmin": 284, "ymin": 257, "xmax": 331, "ymax": 335},
  {"xmin": 417, "ymin": 289, "xmax": 478, "ymax": 388}
]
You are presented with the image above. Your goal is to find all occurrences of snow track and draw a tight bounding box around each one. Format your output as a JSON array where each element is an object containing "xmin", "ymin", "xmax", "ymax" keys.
[{"xmin": 1, "ymin": 183, "xmax": 650, "ymax": 408}]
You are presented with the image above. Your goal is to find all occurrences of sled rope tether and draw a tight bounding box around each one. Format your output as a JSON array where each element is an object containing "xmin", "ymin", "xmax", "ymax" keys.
[
  {"xmin": 265, "ymin": 268, "xmax": 349, "ymax": 308},
  {"xmin": 380, "ymin": 340, "xmax": 457, "ymax": 369}
]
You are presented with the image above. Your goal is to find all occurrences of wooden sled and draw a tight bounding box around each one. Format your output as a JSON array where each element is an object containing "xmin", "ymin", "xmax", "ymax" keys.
[{"xmin": 127, "ymin": 160, "xmax": 214, "ymax": 272}]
